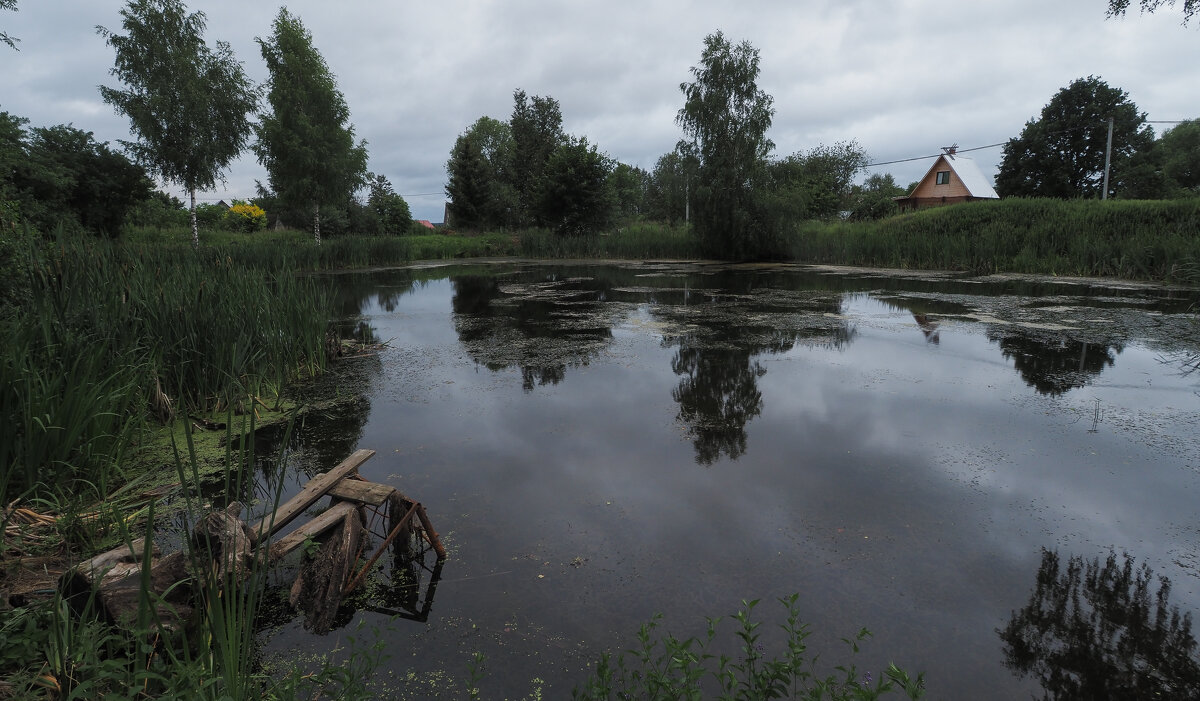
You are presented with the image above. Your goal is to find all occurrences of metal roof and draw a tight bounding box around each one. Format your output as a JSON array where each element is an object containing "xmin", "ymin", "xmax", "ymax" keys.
[{"xmin": 943, "ymin": 154, "xmax": 999, "ymax": 199}]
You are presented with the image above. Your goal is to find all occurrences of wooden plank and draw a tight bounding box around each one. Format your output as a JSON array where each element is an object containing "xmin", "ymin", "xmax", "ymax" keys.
[
  {"xmin": 250, "ymin": 449, "xmax": 375, "ymax": 544},
  {"xmin": 327, "ymin": 478, "xmax": 395, "ymax": 507},
  {"xmin": 267, "ymin": 502, "xmax": 358, "ymax": 563}
]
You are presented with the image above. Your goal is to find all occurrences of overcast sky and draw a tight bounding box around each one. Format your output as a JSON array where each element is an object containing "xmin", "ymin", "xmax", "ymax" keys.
[{"xmin": 2, "ymin": 1, "xmax": 1196, "ymax": 222}]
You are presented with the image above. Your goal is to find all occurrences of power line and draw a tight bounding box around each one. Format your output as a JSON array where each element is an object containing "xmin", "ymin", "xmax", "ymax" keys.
[
  {"xmin": 865, "ymin": 117, "xmax": 1190, "ymax": 169},
  {"xmin": 865, "ymin": 142, "xmax": 1005, "ymax": 168}
]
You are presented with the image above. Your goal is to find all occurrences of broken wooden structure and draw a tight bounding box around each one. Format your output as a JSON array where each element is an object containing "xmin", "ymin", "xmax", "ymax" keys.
[{"xmin": 63, "ymin": 448, "xmax": 446, "ymax": 635}]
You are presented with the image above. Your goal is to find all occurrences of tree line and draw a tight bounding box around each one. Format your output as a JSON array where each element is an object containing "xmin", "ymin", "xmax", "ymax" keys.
[
  {"xmin": 445, "ymin": 10, "xmax": 1198, "ymax": 260},
  {"xmin": 444, "ymin": 33, "xmax": 892, "ymax": 259},
  {"xmin": 1, "ymin": 0, "xmax": 411, "ymax": 245},
  {"xmin": 98, "ymin": 0, "xmax": 402, "ymax": 246},
  {"xmin": 4, "ymin": 0, "xmax": 1198, "ymax": 256},
  {"xmin": 996, "ymin": 76, "xmax": 1200, "ymax": 200}
]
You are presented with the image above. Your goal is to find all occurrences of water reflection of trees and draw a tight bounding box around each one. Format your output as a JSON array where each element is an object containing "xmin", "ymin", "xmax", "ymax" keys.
[
  {"xmin": 874, "ymin": 294, "xmax": 975, "ymax": 346},
  {"xmin": 450, "ymin": 274, "xmax": 617, "ymax": 392},
  {"xmin": 999, "ymin": 549, "xmax": 1200, "ymax": 700},
  {"xmin": 667, "ymin": 337, "xmax": 766, "ymax": 464},
  {"xmin": 989, "ymin": 331, "xmax": 1122, "ymax": 396},
  {"xmin": 659, "ymin": 299, "xmax": 856, "ymax": 466}
]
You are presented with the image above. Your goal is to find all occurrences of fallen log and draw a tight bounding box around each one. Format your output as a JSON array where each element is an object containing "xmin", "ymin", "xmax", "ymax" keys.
[{"xmin": 87, "ymin": 551, "xmax": 193, "ymax": 634}]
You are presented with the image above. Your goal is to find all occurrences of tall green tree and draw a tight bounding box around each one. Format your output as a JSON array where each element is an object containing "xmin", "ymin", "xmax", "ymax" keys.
[
  {"xmin": 1107, "ymin": 0, "xmax": 1199, "ymax": 21},
  {"xmin": 537, "ymin": 137, "xmax": 614, "ymax": 236},
  {"xmin": 0, "ymin": 113, "xmax": 153, "ymax": 235},
  {"xmin": 510, "ymin": 89, "xmax": 565, "ymax": 226},
  {"xmin": 444, "ymin": 116, "xmax": 516, "ymax": 230},
  {"xmin": 98, "ymin": 0, "xmax": 257, "ymax": 247},
  {"xmin": 445, "ymin": 132, "xmax": 490, "ymax": 230},
  {"xmin": 1, "ymin": 0, "xmax": 17, "ymax": 50},
  {"xmin": 25, "ymin": 124, "xmax": 152, "ymax": 236},
  {"xmin": 1122, "ymin": 119, "xmax": 1200, "ymax": 199},
  {"xmin": 677, "ymin": 31, "xmax": 775, "ymax": 259},
  {"xmin": 646, "ymin": 146, "xmax": 699, "ymax": 225},
  {"xmin": 608, "ymin": 162, "xmax": 649, "ymax": 223},
  {"xmin": 0, "ymin": 112, "xmax": 27, "ymax": 230},
  {"xmin": 366, "ymin": 173, "xmax": 412, "ymax": 234},
  {"xmin": 255, "ymin": 7, "xmax": 368, "ymax": 244},
  {"xmin": 845, "ymin": 173, "xmax": 907, "ymax": 221},
  {"xmin": 766, "ymin": 141, "xmax": 868, "ymax": 220},
  {"xmin": 995, "ymin": 76, "xmax": 1154, "ymax": 199},
  {"xmin": 1157, "ymin": 119, "xmax": 1200, "ymax": 196}
]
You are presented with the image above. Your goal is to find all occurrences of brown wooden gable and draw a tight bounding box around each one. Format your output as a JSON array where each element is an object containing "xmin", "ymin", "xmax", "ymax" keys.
[{"xmin": 908, "ymin": 155, "xmax": 971, "ymax": 199}]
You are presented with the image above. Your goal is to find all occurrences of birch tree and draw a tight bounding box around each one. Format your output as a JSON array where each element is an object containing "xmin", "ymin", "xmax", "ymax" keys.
[
  {"xmin": 98, "ymin": 0, "xmax": 256, "ymax": 247},
  {"xmin": 677, "ymin": 31, "xmax": 775, "ymax": 258}
]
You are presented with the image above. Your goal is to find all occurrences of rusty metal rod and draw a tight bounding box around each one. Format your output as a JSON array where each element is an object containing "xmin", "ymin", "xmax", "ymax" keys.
[
  {"xmin": 343, "ymin": 501, "xmax": 418, "ymax": 595},
  {"xmin": 416, "ymin": 504, "xmax": 447, "ymax": 561}
]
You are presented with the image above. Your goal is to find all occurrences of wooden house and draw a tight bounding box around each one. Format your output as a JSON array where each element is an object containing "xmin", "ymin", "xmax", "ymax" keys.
[{"xmin": 894, "ymin": 147, "xmax": 999, "ymax": 212}]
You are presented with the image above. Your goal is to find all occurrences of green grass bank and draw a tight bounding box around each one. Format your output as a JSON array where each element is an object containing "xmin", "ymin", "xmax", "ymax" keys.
[{"xmin": 788, "ymin": 197, "xmax": 1200, "ymax": 282}]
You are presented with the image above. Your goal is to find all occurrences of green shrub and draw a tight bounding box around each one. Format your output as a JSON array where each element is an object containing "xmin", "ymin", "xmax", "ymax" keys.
[
  {"xmin": 195, "ymin": 202, "xmax": 226, "ymax": 228},
  {"xmin": 223, "ymin": 200, "xmax": 268, "ymax": 233},
  {"xmin": 573, "ymin": 596, "xmax": 924, "ymax": 700}
]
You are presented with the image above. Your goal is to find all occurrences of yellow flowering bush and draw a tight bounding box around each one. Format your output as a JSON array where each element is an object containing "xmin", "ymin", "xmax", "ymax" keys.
[{"xmin": 224, "ymin": 200, "xmax": 267, "ymax": 233}]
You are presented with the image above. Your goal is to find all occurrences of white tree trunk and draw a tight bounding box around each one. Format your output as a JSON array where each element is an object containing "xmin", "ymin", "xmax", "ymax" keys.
[
  {"xmin": 313, "ymin": 203, "xmax": 321, "ymax": 246},
  {"xmin": 190, "ymin": 188, "xmax": 199, "ymax": 248}
]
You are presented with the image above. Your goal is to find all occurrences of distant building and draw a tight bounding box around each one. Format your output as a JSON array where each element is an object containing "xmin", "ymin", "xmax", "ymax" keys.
[
  {"xmin": 894, "ymin": 146, "xmax": 999, "ymax": 212},
  {"xmin": 415, "ymin": 219, "xmax": 436, "ymax": 230}
]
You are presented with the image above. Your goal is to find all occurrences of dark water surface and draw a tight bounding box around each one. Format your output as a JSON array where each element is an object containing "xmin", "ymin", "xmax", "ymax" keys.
[{"xmin": 259, "ymin": 261, "xmax": 1200, "ymax": 699}]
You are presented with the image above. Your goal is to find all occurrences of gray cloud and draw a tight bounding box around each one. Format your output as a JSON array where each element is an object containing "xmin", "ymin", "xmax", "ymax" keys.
[{"xmin": 2, "ymin": 0, "xmax": 1197, "ymax": 221}]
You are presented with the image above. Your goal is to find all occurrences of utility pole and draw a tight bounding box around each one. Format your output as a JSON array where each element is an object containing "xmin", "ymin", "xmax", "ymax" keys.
[{"xmin": 1102, "ymin": 116, "xmax": 1114, "ymax": 200}]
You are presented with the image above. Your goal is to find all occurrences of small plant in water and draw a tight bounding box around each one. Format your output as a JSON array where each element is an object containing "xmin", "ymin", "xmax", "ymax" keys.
[{"xmin": 571, "ymin": 594, "xmax": 924, "ymax": 700}]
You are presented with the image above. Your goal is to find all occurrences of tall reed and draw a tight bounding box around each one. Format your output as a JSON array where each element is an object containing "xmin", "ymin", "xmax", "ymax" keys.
[
  {"xmin": 123, "ymin": 228, "xmax": 520, "ymax": 271},
  {"xmin": 518, "ymin": 221, "xmax": 701, "ymax": 259},
  {"xmin": 789, "ymin": 198, "xmax": 1200, "ymax": 282},
  {"xmin": 1, "ymin": 233, "xmax": 332, "ymax": 501}
]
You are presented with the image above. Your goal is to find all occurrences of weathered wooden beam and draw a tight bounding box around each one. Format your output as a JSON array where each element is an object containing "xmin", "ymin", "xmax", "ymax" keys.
[
  {"xmin": 267, "ymin": 502, "xmax": 359, "ymax": 563},
  {"xmin": 326, "ymin": 477, "xmax": 395, "ymax": 507},
  {"xmin": 250, "ymin": 448, "xmax": 375, "ymax": 544},
  {"xmin": 289, "ymin": 506, "xmax": 365, "ymax": 634}
]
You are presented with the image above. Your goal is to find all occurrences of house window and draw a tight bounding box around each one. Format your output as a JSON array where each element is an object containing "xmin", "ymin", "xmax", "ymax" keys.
[{"xmin": 935, "ymin": 171, "xmax": 951, "ymax": 185}]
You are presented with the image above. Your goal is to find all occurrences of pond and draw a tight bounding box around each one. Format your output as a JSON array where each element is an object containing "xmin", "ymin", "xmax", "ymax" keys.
[{"xmin": 258, "ymin": 260, "xmax": 1200, "ymax": 699}]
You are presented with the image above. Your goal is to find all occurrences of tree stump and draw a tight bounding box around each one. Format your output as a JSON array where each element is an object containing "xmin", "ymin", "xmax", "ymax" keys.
[
  {"xmin": 62, "ymin": 503, "xmax": 255, "ymax": 636},
  {"xmin": 191, "ymin": 501, "xmax": 254, "ymax": 583},
  {"xmin": 289, "ymin": 505, "xmax": 366, "ymax": 634}
]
